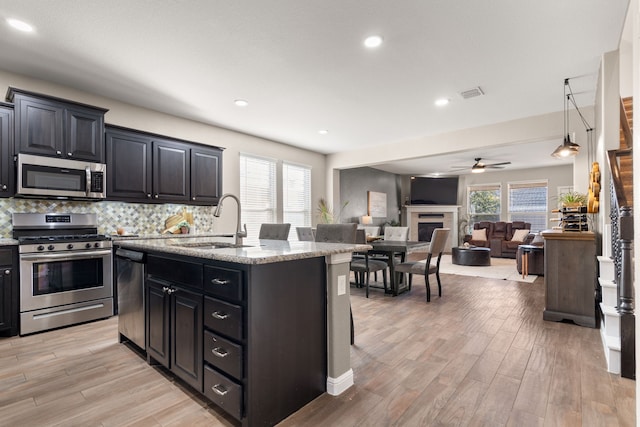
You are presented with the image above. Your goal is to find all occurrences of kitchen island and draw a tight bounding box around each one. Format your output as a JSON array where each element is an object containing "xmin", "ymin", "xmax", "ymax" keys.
[{"xmin": 115, "ymin": 236, "xmax": 367, "ymax": 427}]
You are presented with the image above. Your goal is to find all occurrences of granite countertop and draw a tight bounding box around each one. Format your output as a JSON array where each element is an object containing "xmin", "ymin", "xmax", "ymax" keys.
[
  {"xmin": 0, "ymin": 238, "xmax": 18, "ymax": 246},
  {"xmin": 116, "ymin": 236, "xmax": 371, "ymax": 265}
]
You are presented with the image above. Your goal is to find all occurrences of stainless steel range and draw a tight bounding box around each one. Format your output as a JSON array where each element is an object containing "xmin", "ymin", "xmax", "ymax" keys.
[{"xmin": 12, "ymin": 213, "xmax": 113, "ymax": 335}]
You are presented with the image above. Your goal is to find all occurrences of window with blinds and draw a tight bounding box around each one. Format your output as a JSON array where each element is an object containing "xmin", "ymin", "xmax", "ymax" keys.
[
  {"xmin": 283, "ymin": 162, "xmax": 311, "ymax": 240},
  {"xmin": 508, "ymin": 180, "xmax": 548, "ymax": 232},
  {"xmin": 467, "ymin": 183, "xmax": 501, "ymax": 226},
  {"xmin": 240, "ymin": 154, "xmax": 277, "ymax": 239}
]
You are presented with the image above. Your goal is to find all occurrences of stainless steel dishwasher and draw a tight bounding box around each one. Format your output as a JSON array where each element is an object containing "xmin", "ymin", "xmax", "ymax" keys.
[{"xmin": 116, "ymin": 248, "xmax": 146, "ymax": 350}]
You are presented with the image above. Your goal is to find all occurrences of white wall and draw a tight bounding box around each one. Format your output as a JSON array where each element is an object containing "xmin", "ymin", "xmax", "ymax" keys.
[{"xmin": 0, "ymin": 69, "xmax": 327, "ymax": 231}]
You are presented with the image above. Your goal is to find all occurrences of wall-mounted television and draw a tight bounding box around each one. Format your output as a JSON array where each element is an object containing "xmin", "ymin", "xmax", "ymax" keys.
[{"xmin": 410, "ymin": 176, "xmax": 459, "ymax": 205}]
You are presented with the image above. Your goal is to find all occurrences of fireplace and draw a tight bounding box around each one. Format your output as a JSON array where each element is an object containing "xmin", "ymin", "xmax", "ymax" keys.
[
  {"xmin": 418, "ymin": 222, "xmax": 444, "ymax": 242},
  {"xmin": 404, "ymin": 204, "xmax": 459, "ymax": 253}
]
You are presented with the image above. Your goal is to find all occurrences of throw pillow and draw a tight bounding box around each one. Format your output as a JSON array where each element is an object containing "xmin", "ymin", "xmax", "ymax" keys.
[
  {"xmin": 511, "ymin": 229, "xmax": 530, "ymax": 242},
  {"xmin": 471, "ymin": 229, "xmax": 487, "ymax": 241}
]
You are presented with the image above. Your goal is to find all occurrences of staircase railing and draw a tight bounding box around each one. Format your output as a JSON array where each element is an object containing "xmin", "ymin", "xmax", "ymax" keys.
[{"xmin": 607, "ymin": 147, "xmax": 635, "ymax": 380}]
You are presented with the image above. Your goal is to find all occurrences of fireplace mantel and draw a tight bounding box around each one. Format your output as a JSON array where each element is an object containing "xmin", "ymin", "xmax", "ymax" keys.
[{"xmin": 404, "ymin": 205, "xmax": 460, "ymax": 251}]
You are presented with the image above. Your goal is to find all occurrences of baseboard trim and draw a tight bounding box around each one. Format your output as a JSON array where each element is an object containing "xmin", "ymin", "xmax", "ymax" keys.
[{"xmin": 326, "ymin": 369, "xmax": 354, "ymax": 396}]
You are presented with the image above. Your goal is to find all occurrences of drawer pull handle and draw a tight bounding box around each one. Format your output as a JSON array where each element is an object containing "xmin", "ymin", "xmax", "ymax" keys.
[
  {"xmin": 212, "ymin": 347, "xmax": 228, "ymax": 358},
  {"xmin": 211, "ymin": 311, "xmax": 228, "ymax": 320},
  {"xmin": 211, "ymin": 278, "xmax": 230, "ymax": 285},
  {"xmin": 212, "ymin": 384, "xmax": 228, "ymax": 396}
]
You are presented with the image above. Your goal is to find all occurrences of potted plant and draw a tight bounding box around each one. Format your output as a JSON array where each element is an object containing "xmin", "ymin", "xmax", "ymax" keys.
[
  {"xmin": 558, "ymin": 191, "xmax": 587, "ymax": 208},
  {"xmin": 176, "ymin": 220, "xmax": 191, "ymax": 234},
  {"xmin": 316, "ymin": 198, "xmax": 348, "ymax": 224}
]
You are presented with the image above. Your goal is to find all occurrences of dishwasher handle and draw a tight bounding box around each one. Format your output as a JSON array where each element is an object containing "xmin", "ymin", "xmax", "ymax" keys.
[{"xmin": 115, "ymin": 248, "xmax": 146, "ymax": 263}]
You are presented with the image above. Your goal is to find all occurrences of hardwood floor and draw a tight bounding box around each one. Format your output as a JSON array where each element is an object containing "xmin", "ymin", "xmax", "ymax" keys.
[{"xmin": 0, "ymin": 269, "xmax": 635, "ymax": 426}]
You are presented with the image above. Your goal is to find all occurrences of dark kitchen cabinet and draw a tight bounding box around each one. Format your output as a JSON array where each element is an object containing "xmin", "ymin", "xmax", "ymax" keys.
[
  {"xmin": 153, "ymin": 138, "xmax": 190, "ymax": 202},
  {"xmin": 0, "ymin": 103, "xmax": 14, "ymax": 197},
  {"xmin": 146, "ymin": 255, "xmax": 204, "ymax": 391},
  {"xmin": 106, "ymin": 125, "xmax": 222, "ymax": 205},
  {"xmin": 130, "ymin": 248, "xmax": 326, "ymax": 427},
  {"xmin": 106, "ymin": 127, "xmax": 153, "ymax": 200},
  {"xmin": 7, "ymin": 87, "xmax": 107, "ymax": 162},
  {"xmin": 191, "ymin": 146, "xmax": 222, "ymax": 204},
  {"xmin": 0, "ymin": 246, "xmax": 18, "ymax": 337}
]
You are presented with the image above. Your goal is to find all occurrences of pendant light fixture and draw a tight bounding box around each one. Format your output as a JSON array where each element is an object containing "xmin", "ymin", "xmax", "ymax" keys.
[{"xmin": 552, "ymin": 78, "xmax": 593, "ymax": 158}]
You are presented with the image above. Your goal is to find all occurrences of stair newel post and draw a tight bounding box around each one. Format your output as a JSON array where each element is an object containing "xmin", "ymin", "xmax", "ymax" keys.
[{"xmin": 618, "ymin": 206, "xmax": 635, "ymax": 379}]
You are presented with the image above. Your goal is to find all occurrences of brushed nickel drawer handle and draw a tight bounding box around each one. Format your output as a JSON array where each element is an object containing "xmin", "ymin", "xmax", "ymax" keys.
[
  {"xmin": 212, "ymin": 347, "xmax": 228, "ymax": 358},
  {"xmin": 211, "ymin": 311, "xmax": 228, "ymax": 320},
  {"xmin": 212, "ymin": 384, "xmax": 228, "ymax": 396},
  {"xmin": 211, "ymin": 278, "xmax": 230, "ymax": 285}
]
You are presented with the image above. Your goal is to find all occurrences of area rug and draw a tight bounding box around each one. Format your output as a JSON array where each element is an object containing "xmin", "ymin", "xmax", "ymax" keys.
[{"xmin": 438, "ymin": 254, "xmax": 538, "ymax": 283}]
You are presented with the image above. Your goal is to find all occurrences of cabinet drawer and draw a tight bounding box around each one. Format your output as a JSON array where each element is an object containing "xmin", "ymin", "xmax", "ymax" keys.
[
  {"xmin": 204, "ymin": 365, "xmax": 242, "ymax": 421},
  {"xmin": 204, "ymin": 265, "xmax": 243, "ymax": 301},
  {"xmin": 147, "ymin": 255, "xmax": 203, "ymax": 289},
  {"xmin": 204, "ymin": 296, "xmax": 243, "ymax": 340},
  {"xmin": 0, "ymin": 248, "xmax": 13, "ymax": 266},
  {"xmin": 204, "ymin": 330, "xmax": 243, "ymax": 380}
]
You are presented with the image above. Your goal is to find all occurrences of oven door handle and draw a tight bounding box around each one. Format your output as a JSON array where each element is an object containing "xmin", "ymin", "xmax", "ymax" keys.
[{"xmin": 20, "ymin": 249, "xmax": 113, "ymax": 262}]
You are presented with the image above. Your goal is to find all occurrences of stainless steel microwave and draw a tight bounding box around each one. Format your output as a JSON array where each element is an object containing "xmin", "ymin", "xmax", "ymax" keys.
[{"xmin": 16, "ymin": 153, "xmax": 106, "ymax": 199}]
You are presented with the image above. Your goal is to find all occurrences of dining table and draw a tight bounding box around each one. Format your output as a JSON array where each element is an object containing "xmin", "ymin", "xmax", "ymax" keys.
[{"xmin": 368, "ymin": 239, "xmax": 431, "ymax": 295}]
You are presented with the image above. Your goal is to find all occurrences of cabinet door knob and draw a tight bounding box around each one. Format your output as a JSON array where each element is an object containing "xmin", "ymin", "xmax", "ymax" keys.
[
  {"xmin": 154, "ymin": 194, "xmax": 159, "ymax": 199},
  {"xmin": 211, "ymin": 278, "xmax": 230, "ymax": 286},
  {"xmin": 1, "ymin": 184, "xmax": 6, "ymax": 190},
  {"xmin": 147, "ymin": 193, "xmax": 152, "ymax": 198},
  {"xmin": 166, "ymin": 288, "xmax": 176, "ymax": 294},
  {"xmin": 67, "ymin": 152, "xmax": 73, "ymax": 157},
  {"xmin": 56, "ymin": 150, "xmax": 62, "ymax": 156},
  {"xmin": 162, "ymin": 286, "xmax": 170, "ymax": 293},
  {"xmin": 4, "ymin": 269, "xmax": 10, "ymax": 275},
  {"xmin": 192, "ymin": 197, "xmax": 196, "ymax": 201}
]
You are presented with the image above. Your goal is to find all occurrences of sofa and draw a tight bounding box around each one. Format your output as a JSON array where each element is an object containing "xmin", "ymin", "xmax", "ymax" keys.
[{"xmin": 464, "ymin": 221, "xmax": 534, "ymax": 258}]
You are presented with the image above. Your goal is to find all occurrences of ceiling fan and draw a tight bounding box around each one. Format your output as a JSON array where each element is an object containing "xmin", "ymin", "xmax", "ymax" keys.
[{"xmin": 450, "ymin": 157, "xmax": 511, "ymax": 173}]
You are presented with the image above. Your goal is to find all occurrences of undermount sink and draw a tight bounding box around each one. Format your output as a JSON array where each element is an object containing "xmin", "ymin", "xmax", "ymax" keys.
[{"xmin": 172, "ymin": 241, "xmax": 251, "ymax": 250}]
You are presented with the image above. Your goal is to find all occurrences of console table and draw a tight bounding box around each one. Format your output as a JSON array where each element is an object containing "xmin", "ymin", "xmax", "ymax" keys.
[{"xmin": 541, "ymin": 231, "xmax": 596, "ymax": 328}]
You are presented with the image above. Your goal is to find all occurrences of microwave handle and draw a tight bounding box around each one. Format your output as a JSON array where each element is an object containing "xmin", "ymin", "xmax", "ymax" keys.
[{"xmin": 86, "ymin": 166, "xmax": 91, "ymax": 196}]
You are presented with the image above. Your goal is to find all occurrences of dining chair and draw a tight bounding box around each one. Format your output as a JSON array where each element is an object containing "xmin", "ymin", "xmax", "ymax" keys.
[
  {"xmin": 296, "ymin": 226, "xmax": 315, "ymax": 241},
  {"xmin": 349, "ymin": 229, "xmax": 388, "ymax": 298},
  {"xmin": 314, "ymin": 223, "xmax": 357, "ymax": 344},
  {"xmin": 374, "ymin": 226, "xmax": 410, "ymax": 276},
  {"xmin": 383, "ymin": 226, "xmax": 409, "ymax": 241},
  {"xmin": 258, "ymin": 223, "xmax": 291, "ymax": 240},
  {"xmin": 394, "ymin": 228, "xmax": 450, "ymax": 302}
]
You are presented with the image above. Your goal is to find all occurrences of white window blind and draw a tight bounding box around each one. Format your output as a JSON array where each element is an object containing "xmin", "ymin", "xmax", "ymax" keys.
[
  {"xmin": 467, "ymin": 183, "xmax": 501, "ymax": 226},
  {"xmin": 508, "ymin": 180, "xmax": 548, "ymax": 232},
  {"xmin": 240, "ymin": 154, "xmax": 276, "ymax": 239},
  {"xmin": 283, "ymin": 162, "xmax": 311, "ymax": 240}
]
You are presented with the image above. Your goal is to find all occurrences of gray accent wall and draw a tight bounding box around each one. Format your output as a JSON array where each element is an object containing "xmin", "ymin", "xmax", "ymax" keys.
[{"xmin": 339, "ymin": 167, "xmax": 401, "ymax": 226}]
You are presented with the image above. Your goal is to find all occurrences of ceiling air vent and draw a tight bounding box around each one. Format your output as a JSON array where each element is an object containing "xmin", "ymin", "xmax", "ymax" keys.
[{"xmin": 460, "ymin": 86, "xmax": 484, "ymax": 99}]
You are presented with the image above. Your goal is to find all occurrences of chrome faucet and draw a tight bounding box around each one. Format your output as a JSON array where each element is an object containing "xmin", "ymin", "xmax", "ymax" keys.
[{"xmin": 213, "ymin": 193, "xmax": 247, "ymax": 245}]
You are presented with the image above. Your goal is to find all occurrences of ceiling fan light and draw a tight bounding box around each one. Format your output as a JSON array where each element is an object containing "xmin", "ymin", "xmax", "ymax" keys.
[{"xmin": 471, "ymin": 166, "xmax": 485, "ymax": 173}]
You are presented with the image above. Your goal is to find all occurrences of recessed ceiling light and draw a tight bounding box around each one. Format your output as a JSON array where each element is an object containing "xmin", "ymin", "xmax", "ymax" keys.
[
  {"xmin": 363, "ymin": 35, "xmax": 383, "ymax": 48},
  {"xmin": 6, "ymin": 18, "xmax": 34, "ymax": 33},
  {"xmin": 234, "ymin": 99, "xmax": 248, "ymax": 107},
  {"xmin": 318, "ymin": 129, "xmax": 329, "ymax": 135},
  {"xmin": 435, "ymin": 98, "xmax": 450, "ymax": 107}
]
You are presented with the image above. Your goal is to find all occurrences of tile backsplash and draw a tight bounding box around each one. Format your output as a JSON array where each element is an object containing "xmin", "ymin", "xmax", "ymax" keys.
[{"xmin": 0, "ymin": 198, "xmax": 216, "ymax": 238}]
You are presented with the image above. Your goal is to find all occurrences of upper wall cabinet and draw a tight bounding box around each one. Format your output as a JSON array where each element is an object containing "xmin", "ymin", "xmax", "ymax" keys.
[
  {"xmin": 0, "ymin": 103, "xmax": 14, "ymax": 198},
  {"xmin": 106, "ymin": 125, "xmax": 223, "ymax": 205},
  {"xmin": 6, "ymin": 87, "xmax": 108, "ymax": 163}
]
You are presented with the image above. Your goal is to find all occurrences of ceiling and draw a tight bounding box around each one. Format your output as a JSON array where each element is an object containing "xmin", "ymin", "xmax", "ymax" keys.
[{"xmin": 0, "ymin": 1, "xmax": 630, "ymax": 175}]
